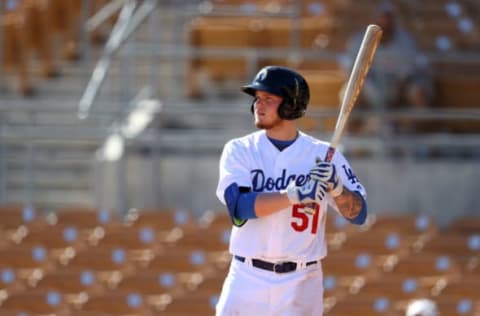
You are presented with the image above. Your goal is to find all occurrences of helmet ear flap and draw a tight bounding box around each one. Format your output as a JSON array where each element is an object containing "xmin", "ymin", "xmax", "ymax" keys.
[
  {"xmin": 278, "ymin": 100, "xmax": 304, "ymax": 120},
  {"xmin": 278, "ymin": 85, "xmax": 305, "ymax": 120},
  {"xmin": 277, "ymin": 100, "xmax": 287, "ymax": 119}
]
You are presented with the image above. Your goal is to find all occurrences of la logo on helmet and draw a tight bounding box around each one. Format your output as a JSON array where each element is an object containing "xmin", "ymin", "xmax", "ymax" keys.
[{"xmin": 257, "ymin": 69, "xmax": 268, "ymax": 81}]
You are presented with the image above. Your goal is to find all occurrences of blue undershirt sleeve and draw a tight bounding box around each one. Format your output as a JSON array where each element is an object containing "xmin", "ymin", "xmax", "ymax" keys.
[
  {"xmin": 224, "ymin": 183, "xmax": 257, "ymax": 227},
  {"xmin": 236, "ymin": 192, "xmax": 258, "ymax": 220}
]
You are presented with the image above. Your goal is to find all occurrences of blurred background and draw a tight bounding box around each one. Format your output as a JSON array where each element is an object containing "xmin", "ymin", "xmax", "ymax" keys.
[{"xmin": 0, "ymin": 0, "xmax": 479, "ymax": 315}]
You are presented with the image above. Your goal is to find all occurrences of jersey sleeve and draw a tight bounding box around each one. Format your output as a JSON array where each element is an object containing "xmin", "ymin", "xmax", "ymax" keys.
[
  {"xmin": 327, "ymin": 150, "xmax": 367, "ymax": 211},
  {"xmin": 216, "ymin": 139, "xmax": 252, "ymax": 205}
]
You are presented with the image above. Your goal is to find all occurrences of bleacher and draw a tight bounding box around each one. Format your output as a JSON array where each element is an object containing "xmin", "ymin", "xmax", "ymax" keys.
[
  {"xmin": 186, "ymin": 0, "xmax": 480, "ymax": 134},
  {"xmin": 2, "ymin": 0, "xmax": 480, "ymax": 133},
  {"xmin": 1, "ymin": 0, "xmax": 113, "ymax": 96},
  {"xmin": 0, "ymin": 0, "xmax": 480, "ymax": 315},
  {"xmin": 4, "ymin": 0, "xmax": 480, "ymax": 111},
  {"xmin": 0, "ymin": 204, "xmax": 479, "ymax": 315}
]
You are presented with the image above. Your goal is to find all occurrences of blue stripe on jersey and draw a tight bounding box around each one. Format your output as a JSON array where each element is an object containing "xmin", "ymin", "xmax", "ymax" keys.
[
  {"xmin": 224, "ymin": 183, "xmax": 256, "ymax": 226},
  {"xmin": 224, "ymin": 183, "xmax": 246, "ymax": 226},
  {"xmin": 236, "ymin": 192, "xmax": 258, "ymax": 219},
  {"xmin": 346, "ymin": 191, "xmax": 368, "ymax": 225}
]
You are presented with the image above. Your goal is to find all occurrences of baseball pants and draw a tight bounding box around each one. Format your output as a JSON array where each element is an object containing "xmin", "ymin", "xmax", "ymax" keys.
[{"xmin": 216, "ymin": 257, "xmax": 324, "ymax": 316}]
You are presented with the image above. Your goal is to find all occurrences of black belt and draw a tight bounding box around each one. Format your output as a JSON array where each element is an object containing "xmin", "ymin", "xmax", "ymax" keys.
[{"xmin": 234, "ymin": 255, "xmax": 318, "ymax": 274}]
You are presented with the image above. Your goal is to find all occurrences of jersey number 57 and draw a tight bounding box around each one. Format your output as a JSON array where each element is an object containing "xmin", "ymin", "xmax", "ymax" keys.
[{"xmin": 291, "ymin": 205, "xmax": 320, "ymax": 234}]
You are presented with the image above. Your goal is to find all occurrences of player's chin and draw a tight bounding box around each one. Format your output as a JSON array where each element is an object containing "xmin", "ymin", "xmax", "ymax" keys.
[
  {"xmin": 255, "ymin": 116, "xmax": 281, "ymax": 130},
  {"xmin": 254, "ymin": 116, "xmax": 263, "ymax": 127},
  {"xmin": 255, "ymin": 116, "xmax": 268, "ymax": 128},
  {"xmin": 255, "ymin": 121, "xmax": 273, "ymax": 130}
]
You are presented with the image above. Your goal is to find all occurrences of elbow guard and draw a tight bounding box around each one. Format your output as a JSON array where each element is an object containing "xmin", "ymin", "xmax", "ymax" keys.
[{"xmin": 224, "ymin": 183, "xmax": 248, "ymax": 227}]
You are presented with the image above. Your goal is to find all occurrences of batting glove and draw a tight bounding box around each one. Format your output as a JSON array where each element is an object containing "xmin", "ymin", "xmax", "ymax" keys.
[
  {"xmin": 309, "ymin": 159, "xmax": 343, "ymax": 198},
  {"xmin": 284, "ymin": 179, "xmax": 327, "ymax": 205}
]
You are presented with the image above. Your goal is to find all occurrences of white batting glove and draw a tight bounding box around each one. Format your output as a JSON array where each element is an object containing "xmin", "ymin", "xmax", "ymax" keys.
[
  {"xmin": 284, "ymin": 179, "xmax": 327, "ymax": 205},
  {"xmin": 309, "ymin": 159, "xmax": 343, "ymax": 198}
]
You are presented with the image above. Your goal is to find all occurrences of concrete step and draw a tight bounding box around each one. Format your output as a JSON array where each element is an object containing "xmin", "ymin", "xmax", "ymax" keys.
[
  {"xmin": 5, "ymin": 189, "xmax": 94, "ymax": 213},
  {"xmin": 6, "ymin": 168, "xmax": 91, "ymax": 187}
]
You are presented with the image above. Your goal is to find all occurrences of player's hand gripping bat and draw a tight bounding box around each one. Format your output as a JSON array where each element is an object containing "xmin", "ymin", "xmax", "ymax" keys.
[
  {"xmin": 306, "ymin": 24, "xmax": 382, "ymax": 215},
  {"xmin": 324, "ymin": 24, "xmax": 383, "ymax": 162}
]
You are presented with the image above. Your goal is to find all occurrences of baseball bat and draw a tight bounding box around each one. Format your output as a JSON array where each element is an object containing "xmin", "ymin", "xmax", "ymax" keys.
[{"xmin": 324, "ymin": 24, "xmax": 383, "ymax": 162}]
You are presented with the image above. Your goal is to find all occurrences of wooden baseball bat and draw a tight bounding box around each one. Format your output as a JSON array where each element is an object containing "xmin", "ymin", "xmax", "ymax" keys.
[{"xmin": 324, "ymin": 24, "xmax": 383, "ymax": 162}]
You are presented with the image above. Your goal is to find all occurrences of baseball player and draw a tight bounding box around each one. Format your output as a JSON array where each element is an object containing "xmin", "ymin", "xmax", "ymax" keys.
[{"xmin": 215, "ymin": 66, "xmax": 368, "ymax": 315}]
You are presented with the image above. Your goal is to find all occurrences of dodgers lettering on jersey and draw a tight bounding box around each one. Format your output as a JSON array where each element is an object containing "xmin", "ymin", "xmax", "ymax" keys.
[
  {"xmin": 251, "ymin": 168, "xmax": 310, "ymax": 192},
  {"xmin": 216, "ymin": 130, "xmax": 366, "ymax": 262}
]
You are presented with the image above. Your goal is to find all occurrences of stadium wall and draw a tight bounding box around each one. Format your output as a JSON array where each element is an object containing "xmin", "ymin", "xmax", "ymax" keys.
[{"xmin": 97, "ymin": 155, "xmax": 479, "ymax": 227}]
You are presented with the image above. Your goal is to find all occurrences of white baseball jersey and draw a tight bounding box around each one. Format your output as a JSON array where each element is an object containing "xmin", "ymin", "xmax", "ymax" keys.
[{"xmin": 216, "ymin": 130, "xmax": 367, "ymax": 262}]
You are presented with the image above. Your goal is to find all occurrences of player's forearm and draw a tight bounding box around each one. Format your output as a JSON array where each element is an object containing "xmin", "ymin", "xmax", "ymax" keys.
[
  {"xmin": 254, "ymin": 192, "xmax": 292, "ymax": 217},
  {"xmin": 333, "ymin": 186, "xmax": 364, "ymax": 219}
]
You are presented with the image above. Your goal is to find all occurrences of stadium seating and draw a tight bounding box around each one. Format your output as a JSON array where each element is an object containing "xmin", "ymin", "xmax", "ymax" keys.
[
  {"xmin": 331, "ymin": 230, "xmax": 416, "ymax": 262},
  {"xmin": 115, "ymin": 269, "xmax": 187, "ymax": 303},
  {"xmin": 144, "ymin": 247, "xmax": 219, "ymax": 281},
  {"xmin": 0, "ymin": 309, "xmax": 41, "ymax": 316},
  {"xmin": 59, "ymin": 246, "xmax": 138, "ymax": 286},
  {"xmin": 32, "ymin": 268, "xmax": 105, "ymax": 307},
  {"xmin": 436, "ymin": 74, "xmax": 480, "ymax": 106},
  {"xmin": 184, "ymin": 0, "xmax": 480, "ymax": 127},
  {"xmin": 1, "ymin": 4, "xmax": 33, "ymax": 96},
  {"xmin": 446, "ymin": 216, "xmax": 480, "ymax": 235},
  {"xmin": 424, "ymin": 296, "xmax": 480, "ymax": 316},
  {"xmin": 435, "ymin": 75, "xmax": 480, "ymax": 133},
  {"xmin": 0, "ymin": 204, "xmax": 45, "ymax": 230},
  {"xmin": 47, "ymin": 205, "xmax": 120, "ymax": 228},
  {"xmin": 1, "ymin": 0, "xmax": 480, "ymax": 313},
  {"xmin": 1, "ymin": 0, "xmax": 114, "ymax": 96},
  {"xmin": 321, "ymin": 251, "xmax": 384, "ymax": 297},
  {"xmin": 42, "ymin": 0, "xmax": 81, "ymax": 61},
  {"xmin": 0, "ymin": 208, "xmax": 478, "ymax": 314},
  {"xmin": 0, "ymin": 245, "xmax": 57, "ymax": 282},
  {"xmin": 258, "ymin": 17, "xmax": 335, "ymax": 50},
  {"xmin": 197, "ymin": 209, "xmax": 231, "ymax": 232},
  {"xmin": 300, "ymin": 70, "xmax": 344, "ymax": 131},
  {"xmin": 382, "ymin": 252, "xmax": 463, "ymax": 289},
  {"xmin": 0, "ymin": 267, "xmax": 27, "ymax": 294},
  {"xmin": 366, "ymin": 213, "xmax": 438, "ymax": 237},
  {"xmin": 171, "ymin": 225, "xmax": 230, "ymax": 252},
  {"xmin": 415, "ymin": 232, "xmax": 480, "ymax": 272},
  {"xmin": 434, "ymin": 275, "xmax": 480, "ymax": 300},
  {"xmin": 123, "ymin": 207, "xmax": 198, "ymax": 232},
  {"xmin": 186, "ymin": 12, "xmax": 338, "ymax": 98},
  {"xmin": 415, "ymin": 233, "xmax": 480, "ymax": 260},
  {"xmin": 93, "ymin": 225, "xmax": 166, "ymax": 266},
  {"xmin": 352, "ymin": 274, "xmax": 432, "ymax": 301},
  {"xmin": 464, "ymin": 256, "xmax": 480, "ymax": 276},
  {"xmin": 21, "ymin": 0, "xmax": 58, "ymax": 77},
  {"xmin": 324, "ymin": 293, "xmax": 397, "ymax": 316},
  {"xmin": 78, "ymin": 290, "xmax": 155, "ymax": 315},
  {"xmin": 1, "ymin": 288, "xmax": 71, "ymax": 315},
  {"xmin": 186, "ymin": 16, "xmax": 254, "ymax": 98},
  {"xmin": 17, "ymin": 225, "xmax": 92, "ymax": 255},
  {"xmin": 157, "ymin": 270, "xmax": 228, "ymax": 315},
  {"xmin": 191, "ymin": 272, "xmax": 226, "ymax": 297}
]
